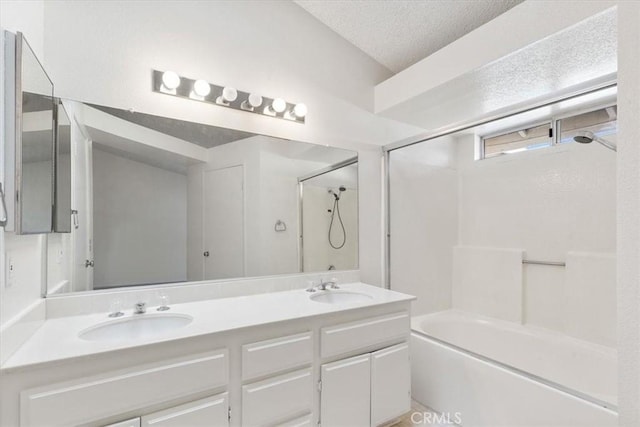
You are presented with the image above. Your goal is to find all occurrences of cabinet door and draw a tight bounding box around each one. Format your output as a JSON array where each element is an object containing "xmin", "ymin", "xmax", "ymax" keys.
[
  {"xmin": 320, "ymin": 354, "xmax": 371, "ymax": 427},
  {"xmin": 104, "ymin": 418, "xmax": 140, "ymax": 427},
  {"xmin": 371, "ymin": 343, "xmax": 411, "ymax": 426},
  {"xmin": 141, "ymin": 393, "xmax": 228, "ymax": 427}
]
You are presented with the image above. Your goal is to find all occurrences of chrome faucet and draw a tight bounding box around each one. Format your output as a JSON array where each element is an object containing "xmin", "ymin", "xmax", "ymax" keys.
[
  {"xmin": 134, "ymin": 302, "xmax": 146, "ymax": 314},
  {"xmin": 306, "ymin": 278, "xmax": 339, "ymax": 292}
]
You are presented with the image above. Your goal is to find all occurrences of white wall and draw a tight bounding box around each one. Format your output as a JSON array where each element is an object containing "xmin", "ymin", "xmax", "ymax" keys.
[
  {"xmin": 617, "ymin": 2, "xmax": 640, "ymax": 424},
  {"xmin": 41, "ymin": 1, "xmax": 420, "ymax": 149},
  {"xmin": 92, "ymin": 148, "xmax": 187, "ymax": 288},
  {"xmin": 0, "ymin": 1, "xmax": 46, "ymax": 334}
]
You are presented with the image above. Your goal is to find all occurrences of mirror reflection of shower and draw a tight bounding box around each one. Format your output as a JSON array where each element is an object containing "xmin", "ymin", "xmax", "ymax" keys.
[
  {"xmin": 299, "ymin": 160, "xmax": 358, "ymax": 272},
  {"xmin": 328, "ymin": 186, "xmax": 347, "ymax": 249}
]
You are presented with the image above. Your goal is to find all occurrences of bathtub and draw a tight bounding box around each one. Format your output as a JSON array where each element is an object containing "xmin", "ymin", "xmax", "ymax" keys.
[{"xmin": 411, "ymin": 310, "xmax": 618, "ymax": 426}]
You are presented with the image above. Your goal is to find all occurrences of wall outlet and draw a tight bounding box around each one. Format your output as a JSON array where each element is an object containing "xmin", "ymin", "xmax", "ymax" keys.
[{"xmin": 5, "ymin": 255, "xmax": 15, "ymax": 289}]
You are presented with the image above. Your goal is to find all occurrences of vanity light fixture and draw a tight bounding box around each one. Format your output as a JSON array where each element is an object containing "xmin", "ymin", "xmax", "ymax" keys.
[
  {"xmin": 151, "ymin": 70, "xmax": 305, "ymax": 124},
  {"xmin": 217, "ymin": 86, "xmax": 238, "ymax": 106},
  {"xmin": 265, "ymin": 98, "xmax": 287, "ymax": 116},
  {"xmin": 192, "ymin": 79, "xmax": 211, "ymax": 98},
  {"xmin": 285, "ymin": 103, "xmax": 308, "ymax": 120},
  {"xmin": 161, "ymin": 71, "xmax": 181, "ymax": 93},
  {"xmin": 241, "ymin": 93, "xmax": 263, "ymax": 111}
]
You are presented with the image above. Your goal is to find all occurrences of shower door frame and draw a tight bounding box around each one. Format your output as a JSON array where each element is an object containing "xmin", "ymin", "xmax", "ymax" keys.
[
  {"xmin": 297, "ymin": 156, "xmax": 358, "ymax": 273},
  {"xmin": 383, "ymin": 80, "xmax": 618, "ymax": 289}
]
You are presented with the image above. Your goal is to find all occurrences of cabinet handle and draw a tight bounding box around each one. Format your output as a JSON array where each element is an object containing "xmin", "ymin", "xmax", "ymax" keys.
[
  {"xmin": 71, "ymin": 209, "xmax": 79, "ymax": 229},
  {"xmin": 0, "ymin": 183, "xmax": 7, "ymax": 227}
]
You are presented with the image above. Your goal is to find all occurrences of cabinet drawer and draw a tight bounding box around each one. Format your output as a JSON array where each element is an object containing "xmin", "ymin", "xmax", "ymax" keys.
[
  {"xmin": 21, "ymin": 349, "xmax": 228, "ymax": 427},
  {"xmin": 242, "ymin": 332, "xmax": 312, "ymax": 380},
  {"xmin": 104, "ymin": 418, "xmax": 140, "ymax": 427},
  {"xmin": 141, "ymin": 393, "xmax": 228, "ymax": 427},
  {"xmin": 320, "ymin": 312, "xmax": 409, "ymax": 358},
  {"xmin": 279, "ymin": 413, "xmax": 313, "ymax": 427},
  {"xmin": 242, "ymin": 368, "xmax": 313, "ymax": 426}
]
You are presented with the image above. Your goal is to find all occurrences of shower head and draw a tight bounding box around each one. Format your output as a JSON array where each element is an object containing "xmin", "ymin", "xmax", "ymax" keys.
[
  {"xmin": 339, "ymin": 186, "xmax": 346, "ymax": 192},
  {"xmin": 328, "ymin": 189, "xmax": 340, "ymax": 200},
  {"xmin": 573, "ymin": 131, "xmax": 617, "ymax": 152}
]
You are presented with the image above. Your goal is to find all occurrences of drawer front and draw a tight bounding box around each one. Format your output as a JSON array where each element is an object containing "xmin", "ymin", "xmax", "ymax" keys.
[
  {"xmin": 242, "ymin": 368, "xmax": 313, "ymax": 426},
  {"xmin": 320, "ymin": 312, "xmax": 410, "ymax": 359},
  {"xmin": 279, "ymin": 413, "xmax": 313, "ymax": 427},
  {"xmin": 141, "ymin": 393, "xmax": 228, "ymax": 427},
  {"xmin": 242, "ymin": 332, "xmax": 312, "ymax": 380},
  {"xmin": 21, "ymin": 349, "xmax": 228, "ymax": 427},
  {"xmin": 104, "ymin": 418, "xmax": 141, "ymax": 427}
]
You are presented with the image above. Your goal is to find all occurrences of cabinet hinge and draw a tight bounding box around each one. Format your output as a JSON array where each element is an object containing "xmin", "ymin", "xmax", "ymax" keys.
[
  {"xmin": 317, "ymin": 380, "xmax": 322, "ymax": 392},
  {"xmin": 228, "ymin": 406, "xmax": 231, "ymax": 421}
]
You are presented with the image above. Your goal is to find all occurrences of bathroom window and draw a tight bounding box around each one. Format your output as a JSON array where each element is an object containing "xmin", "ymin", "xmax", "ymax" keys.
[
  {"xmin": 557, "ymin": 106, "xmax": 617, "ymax": 144},
  {"xmin": 481, "ymin": 122, "xmax": 552, "ymax": 159}
]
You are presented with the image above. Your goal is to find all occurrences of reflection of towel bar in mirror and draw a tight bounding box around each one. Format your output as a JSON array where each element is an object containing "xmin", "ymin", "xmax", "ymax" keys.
[
  {"xmin": 522, "ymin": 259, "xmax": 566, "ymax": 267},
  {"xmin": 274, "ymin": 220, "xmax": 287, "ymax": 232}
]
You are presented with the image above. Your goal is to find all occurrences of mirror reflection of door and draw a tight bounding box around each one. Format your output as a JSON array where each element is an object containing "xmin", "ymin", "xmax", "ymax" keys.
[
  {"xmin": 203, "ymin": 166, "xmax": 244, "ymax": 280},
  {"xmin": 71, "ymin": 134, "xmax": 94, "ymax": 292}
]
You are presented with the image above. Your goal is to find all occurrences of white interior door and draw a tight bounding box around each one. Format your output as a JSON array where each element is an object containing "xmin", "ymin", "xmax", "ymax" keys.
[
  {"xmin": 371, "ymin": 343, "xmax": 411, "ymax": 426},
  {"xmin": 320, "ymin": 354, "xmax": 371, "ymax": 427},
  {"xmin": 70, "ymin": 132, "xmax": 93, "ymax": 292},
  {"xmin": 203, "ymin": 166, "xmax": 244, "ymax": 280}
]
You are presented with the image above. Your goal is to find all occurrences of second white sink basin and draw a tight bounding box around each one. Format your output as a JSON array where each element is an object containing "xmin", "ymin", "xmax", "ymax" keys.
[
  {"xmin": 79, "ymin": 313, "xmax": 193, "ymax": 342},
  {"xmin": 310, "ymin": 290, "xmax": 373, "ymax": 304}
]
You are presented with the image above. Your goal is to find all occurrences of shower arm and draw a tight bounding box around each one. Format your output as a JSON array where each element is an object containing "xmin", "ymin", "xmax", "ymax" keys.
[{"xmin": 593, "ymin": 136, "xmax": 617, "ymax": 152}]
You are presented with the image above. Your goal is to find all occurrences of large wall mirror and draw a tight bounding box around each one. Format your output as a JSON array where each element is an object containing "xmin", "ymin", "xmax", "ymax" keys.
[{"xmin": 46, "ymin": 101, "xmax": 358, "ymax": 295}]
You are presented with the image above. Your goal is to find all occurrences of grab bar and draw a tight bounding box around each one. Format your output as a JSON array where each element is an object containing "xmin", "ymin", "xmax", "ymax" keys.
[{"xmin": 522, "ymin": 259, "xmax": 566, "ymax": 267}]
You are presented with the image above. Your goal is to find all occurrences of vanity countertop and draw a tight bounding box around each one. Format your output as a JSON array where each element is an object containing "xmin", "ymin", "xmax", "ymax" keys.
[{"xmin": 1, "ymin": 282, "xmax": 414, "ymax": 372}]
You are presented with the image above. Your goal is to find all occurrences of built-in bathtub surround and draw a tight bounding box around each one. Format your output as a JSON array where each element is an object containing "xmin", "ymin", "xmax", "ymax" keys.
[{"xmin": 388, "ymin": 89, "xmax": 618, "ymax": 424}]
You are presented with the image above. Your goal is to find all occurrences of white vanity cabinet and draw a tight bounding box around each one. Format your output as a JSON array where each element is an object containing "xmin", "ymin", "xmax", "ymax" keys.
[
  {"xmin": 318, "ymin": 312, "xmax": 411, "ymax": 427},
  {"xmin": 5, "ymin": 291, "xmax": 413, "ymax": 427},
  {"xmin": 241, "ymin": 332, "xmax": 314, "ymax": 426},
  {"xmin": 319, "ymin": 344, "xmax": 410, "ymax": 427}
]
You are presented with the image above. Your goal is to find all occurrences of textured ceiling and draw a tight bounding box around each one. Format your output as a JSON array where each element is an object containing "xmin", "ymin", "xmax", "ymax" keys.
[{"xmin": 295, "ymin": 0, "xmax": 523, "ymax": 73}]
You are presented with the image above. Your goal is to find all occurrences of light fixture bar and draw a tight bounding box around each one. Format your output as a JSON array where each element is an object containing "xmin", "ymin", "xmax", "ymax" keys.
[{"xmin": 151, "ymin": 70, "xmax": 305, "ymax": 124}]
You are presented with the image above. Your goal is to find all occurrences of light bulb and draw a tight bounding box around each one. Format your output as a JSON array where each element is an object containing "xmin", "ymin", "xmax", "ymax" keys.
[
  {"xmin": 193, "ymin": 79, "xmax": 211, "ymax": 97},
  {"xmin": 222, "ymin": 87, "xmax": 238, "ymax": 103},
  {"xmin": 248, "ymin": 93, "xmax": 263, "ymax": 108},
  {"xmin": 161, "ymin": 71, "xmax": 181, "ymax": 90},
  {"xmin": 272, "ymin": 98, "xmax": 286, "ymax": 113},
  {"xmin": 293, "ymin": 103, "xmax": 307, "ymax": 118}
]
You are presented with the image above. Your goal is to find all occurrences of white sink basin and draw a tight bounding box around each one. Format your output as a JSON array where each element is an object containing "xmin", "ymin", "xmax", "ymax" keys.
[
  {"xmin": 79, "ymin": 313, "xmax": 193, "ymax": 342},
  {"xmin": 310, "ymin": 290, "xmax": 373, "ymax": 304}
]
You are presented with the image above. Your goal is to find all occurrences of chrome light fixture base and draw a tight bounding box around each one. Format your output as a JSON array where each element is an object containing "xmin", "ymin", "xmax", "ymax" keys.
[{"xmin": 152, "ymin": 70, "xmax": 305, "ymax": 124}]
